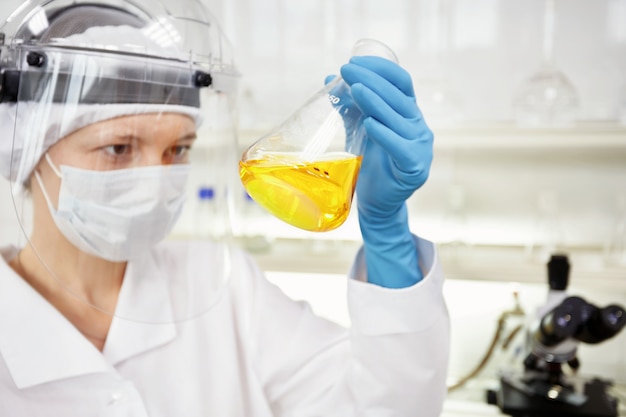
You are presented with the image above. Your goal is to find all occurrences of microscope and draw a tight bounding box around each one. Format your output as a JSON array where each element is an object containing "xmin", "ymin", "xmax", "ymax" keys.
[{"xmin": 487, "ymin": 254, "xmax": 626, "ymax": 417}]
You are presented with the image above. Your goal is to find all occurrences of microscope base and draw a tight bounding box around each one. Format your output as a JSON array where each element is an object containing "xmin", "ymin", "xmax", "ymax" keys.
[{"xmin": 486, "ymin": 374, "xmax": 619, "ymax": 417}]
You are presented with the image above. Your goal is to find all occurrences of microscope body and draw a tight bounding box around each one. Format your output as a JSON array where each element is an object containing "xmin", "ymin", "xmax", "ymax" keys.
[{"xmin": 487, "ymin": 255, "xmax": 625, "ymax": 417}]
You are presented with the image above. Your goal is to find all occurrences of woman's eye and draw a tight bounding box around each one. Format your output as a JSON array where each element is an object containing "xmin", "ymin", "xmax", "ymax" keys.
[
  {"xmin": 103, "ymin": 144, "xmax": 132, "ymax": 156},
  {"xmin": 170, "ymin": 145, "xmax": 191, "ymax": 158}
]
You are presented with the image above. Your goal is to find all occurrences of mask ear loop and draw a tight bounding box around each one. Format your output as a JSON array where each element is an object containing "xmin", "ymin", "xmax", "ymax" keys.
[
  {"xmin": 33, "ymin": 153, "xmax": 62, "ymax": 215},
  {"xmin": 44, "ymin": 153, "xmax": 62, "ymax": 177}
]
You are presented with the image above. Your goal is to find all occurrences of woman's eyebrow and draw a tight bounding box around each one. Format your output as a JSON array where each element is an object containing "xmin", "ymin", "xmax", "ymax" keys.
[
  {"xmin": 90, "ymin": 132, "xmax": 135, "ymax": 146},
  {"xmin": 107, "ymin": 129, "xmax": 137, "ymax": 139},
  {"xmin": 109, "ymin": 131, "xmax": 197, "ymax": 143},
  {"xmin": 178, "ymin": 132, "xmax": 198, "ymax": 142}
]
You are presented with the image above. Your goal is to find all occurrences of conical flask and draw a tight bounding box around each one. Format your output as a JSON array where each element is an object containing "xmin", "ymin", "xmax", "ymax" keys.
[{"xmin": 239, "ymin": 39, "xmax": 398, "ymax": 232}]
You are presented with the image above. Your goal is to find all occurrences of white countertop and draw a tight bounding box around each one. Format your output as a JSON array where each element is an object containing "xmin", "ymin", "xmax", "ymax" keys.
[{"xmin": 443, "ymin": 378, "xmax": 505, "ymax": 417}]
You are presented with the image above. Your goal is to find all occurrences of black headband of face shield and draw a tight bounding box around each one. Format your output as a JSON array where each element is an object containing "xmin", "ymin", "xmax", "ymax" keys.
[
  {"xmin": 0, "ymin": 2, "xmax": 212, "ymax": 105},
  {"xmin": 0, "ymin": 53, "xmax": 211, "ymax": 106}
]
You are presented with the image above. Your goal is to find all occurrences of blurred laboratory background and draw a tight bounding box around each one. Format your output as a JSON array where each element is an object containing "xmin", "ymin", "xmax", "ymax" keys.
[{"xmin": 1, "ymin": 0, "xmax": 625, "ymax": 415}]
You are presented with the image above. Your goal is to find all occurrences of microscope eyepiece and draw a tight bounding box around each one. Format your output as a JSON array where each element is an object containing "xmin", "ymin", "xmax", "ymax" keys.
[
  {"xmin": 575, "ymin": 304, "xmax": 626, "ymax": 344},
  {"xmin": 538, "ymin": 296, "xmax": 626, "ymax": 346},
  {"xmin": 538, "ymin": 297, "xmax": 585, "ymax": 346}
]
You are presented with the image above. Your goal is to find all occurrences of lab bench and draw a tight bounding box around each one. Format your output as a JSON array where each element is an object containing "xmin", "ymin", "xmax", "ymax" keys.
[{"xmin": 442, "ymin": 378, "xmax": 626, "ymax": 417}]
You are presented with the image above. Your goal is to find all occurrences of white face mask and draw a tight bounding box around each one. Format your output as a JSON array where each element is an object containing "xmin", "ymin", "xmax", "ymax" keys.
[{"xmin": 34, "ymin": 154, "xmax": 190, "ymax": 262}]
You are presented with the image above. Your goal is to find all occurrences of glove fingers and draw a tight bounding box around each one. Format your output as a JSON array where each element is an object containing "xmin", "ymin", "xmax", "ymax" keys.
[
  {"xmin": 351, "ymin": 83, "xmax": 421, "ymax": 139},
  {"xmin": 347, "ymin": 56, "xmax": 415, "ymax": 98},
  {"xmin": 363, "ymin": 116, "xmax": 432, "ymax": 184},
  {"xmin": 340, "ymin": 57, "xmax": 418, "ymax": 119}
]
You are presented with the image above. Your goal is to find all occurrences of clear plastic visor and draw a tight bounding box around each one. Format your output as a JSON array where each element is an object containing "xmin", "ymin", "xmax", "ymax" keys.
[{"xmin": 3, "ymin": 50, "xmax": 239, "ymax": 325}]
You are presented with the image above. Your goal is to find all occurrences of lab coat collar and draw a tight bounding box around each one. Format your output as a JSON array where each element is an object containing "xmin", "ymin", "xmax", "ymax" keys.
[
  {"xmin": 0, "ymin": 246, "xmax": 112, "ymax": 388},
  {"xmin": 0, "ymin": 246, "xmax": 176, "ymax": 388}
]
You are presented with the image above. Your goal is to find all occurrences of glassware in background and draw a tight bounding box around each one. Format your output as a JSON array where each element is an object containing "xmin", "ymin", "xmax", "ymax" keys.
[
  {"xmin": 619, "ymin": 83, "xmax": 626, "ymax": 126},
  {"xmin": 413, "ymin": 0, "xmax": 464, "ymax": 126},
  {"xmin": 415, "ymin": 75, "xmax": 464, "ymax": 127},
  {"xmin": 526, "ymin": 189, "xmax": 565, "ymax": 263},
  {"xmin": 239, "ymin": 39, "xmax": 398, "ymax": 232},
  {"xmin": 439, "ymin": 183, "xmax": 472, "ymax": 261},
  {"xmin": 172, "ymin": 120, "xmax": 240, "ymax": 243},
  {"xmin": 604, "ymin": 193, "xmax": 626, "ymax": 267},
  {"xmin": 513, "ymin": 0, "xmax": 579, "ymax": 127},
  {"xmin": 194, "ymin": 186, "xmax": 231, "ymax": 241},
  {"xmin": 440, "ymin": 183, "xmax": 469, "ymax": 245}
]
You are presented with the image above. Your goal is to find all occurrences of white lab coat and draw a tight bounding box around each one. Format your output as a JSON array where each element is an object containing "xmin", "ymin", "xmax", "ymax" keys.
[{"xmin": 0, "ymin": 236, "xmax": 449, "ymax": 417}]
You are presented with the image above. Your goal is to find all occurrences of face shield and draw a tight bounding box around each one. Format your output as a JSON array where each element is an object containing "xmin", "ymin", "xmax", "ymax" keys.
[{"xmin": 0, "ymin": 0, "xmax": 240, "ymax": 323}]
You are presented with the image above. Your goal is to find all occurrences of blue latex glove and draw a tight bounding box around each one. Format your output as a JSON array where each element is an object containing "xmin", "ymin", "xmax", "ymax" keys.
[{"xmin": 339, "ymin": 56, "xmax": 433, "ymax": 288}]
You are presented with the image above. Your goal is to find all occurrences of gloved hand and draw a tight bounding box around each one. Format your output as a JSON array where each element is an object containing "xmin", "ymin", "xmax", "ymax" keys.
[{"xmin": 339, "ymin": 56, "xmax": 434, "ymax": 288}]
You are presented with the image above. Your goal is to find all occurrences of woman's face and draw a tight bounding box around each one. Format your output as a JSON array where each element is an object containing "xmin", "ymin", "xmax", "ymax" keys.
[{"xmin": 33, "ymin": 112, "xmax": 197, "ymax": 209}]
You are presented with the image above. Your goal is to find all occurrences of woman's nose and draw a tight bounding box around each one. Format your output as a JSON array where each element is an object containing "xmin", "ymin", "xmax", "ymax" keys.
[{"xmin": 141, "ymin": 150, "xmax": 170, "ymax": 167}]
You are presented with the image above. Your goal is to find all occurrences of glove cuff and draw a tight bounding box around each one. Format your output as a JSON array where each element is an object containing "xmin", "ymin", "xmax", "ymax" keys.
[{"xmin": 358, "ymin": 203, "xmax": 422, "ymax": 288}]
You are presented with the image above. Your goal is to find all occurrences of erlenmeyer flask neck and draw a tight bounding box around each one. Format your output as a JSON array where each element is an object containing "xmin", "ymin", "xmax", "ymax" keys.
[{"xmin": 350, "ymin": 39, "xmax": 399, "ymax": 64}]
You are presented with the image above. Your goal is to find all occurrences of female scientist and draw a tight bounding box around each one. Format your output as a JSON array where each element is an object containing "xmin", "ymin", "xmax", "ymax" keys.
[{"xmin": 0, "ymin": 0, "xmax": 449, "ymax": 416}]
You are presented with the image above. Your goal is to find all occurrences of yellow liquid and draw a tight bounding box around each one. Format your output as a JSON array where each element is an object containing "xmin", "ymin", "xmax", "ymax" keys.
[{"xmin": 239, "ymin": 152, "xmax": 362, "ymax": 232}]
